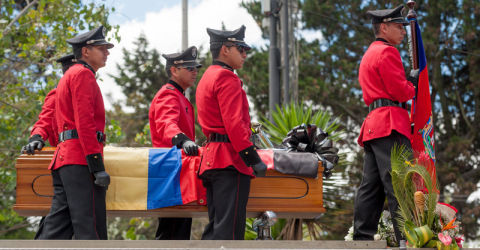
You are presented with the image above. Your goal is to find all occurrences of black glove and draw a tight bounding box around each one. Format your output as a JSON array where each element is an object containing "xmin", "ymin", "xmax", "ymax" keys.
[
  {"xmin": 252, "ymin": 161, "xmax": 267, "ymax": 177},
  {"xmin": 21, "ymin": 134, "xmax": 45, "ymax": 155},
  {"xmin": 86, "ymin": 153, "xmax": 110, "ymax": 188},
  {"xmin": 408, "ymin": 69, "xmax": 420, "ymax": 88},
  {"xmin": 239, "ymin": 146, "xmax": 266, "ymax": 177},
  {"xmin": 93, "ymin": 171, "xmax": 110, "ymax": 187},
  {"xmin": 182, "ymin": 140, "xmax": 199, "ymax": 156}
]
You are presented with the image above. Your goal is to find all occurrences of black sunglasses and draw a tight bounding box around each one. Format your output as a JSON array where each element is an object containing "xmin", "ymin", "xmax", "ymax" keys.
[
  {"xmin": 226, "ymin": 44, "xmax": 248, "ymax": 54},
  {"xmin": 177, "ymin": 66, "xmax": 198, "ymax": 72}
]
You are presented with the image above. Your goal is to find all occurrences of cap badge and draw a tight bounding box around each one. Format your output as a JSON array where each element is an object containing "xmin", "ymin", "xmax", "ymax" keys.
[
  {"xmin": 102, "ymin": 27, "xmax": 106, "ymax": 37},
  {"xmin": 191, "ymin": 47, "xmax": 197, "ymax": 58}
]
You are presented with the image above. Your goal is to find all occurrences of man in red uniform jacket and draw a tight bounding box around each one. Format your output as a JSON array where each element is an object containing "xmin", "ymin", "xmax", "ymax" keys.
[
  {"xmin": 353, "ymin": 5, "xmax": 419, "ymax": 243},
  {"xmin": 149, "ymin": 46, "xmax": 202, "ymax": 240},
  {"xmin": 22, "ymin": 54, "xmax": 76, "ymax": 154},
  {"xmin": 36, "ymin": 26, "xmax": 113, "ymax": 240},
  {"xmin": 196, "ymin": 25, "xmax": 267, "ymax": 240}
]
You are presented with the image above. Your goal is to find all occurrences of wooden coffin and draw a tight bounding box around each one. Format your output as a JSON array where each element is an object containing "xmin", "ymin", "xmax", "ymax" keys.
[{"xmin": 15, "ymin": 147, "xmax": 325, "ymax": 218}]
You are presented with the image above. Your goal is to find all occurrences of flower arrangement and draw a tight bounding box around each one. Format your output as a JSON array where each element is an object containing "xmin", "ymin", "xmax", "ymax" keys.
[
  {"xmin": 376, "ymin": 210, "xmax": 398, "ymax": 246},
  {"xmin": 391, "ymin": 145, "xmax": 463, "ymax": 249},
  {"xmin": 344, "ymin": 211, "xmax": 397, "ymax": 247}
]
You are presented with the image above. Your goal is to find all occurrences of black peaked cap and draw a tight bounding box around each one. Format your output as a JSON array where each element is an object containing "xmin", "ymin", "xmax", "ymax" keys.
[
  {"xmin": 66, "ymin": 25, "xmax": 114, "ymax": 49},
  {"xmin": 207, "ymin": 25, "xmax": 251, "ymax": 49},
  {"xmin": 56, "ymin": 53, "xmax": 76, "ymax": 65},
  {"xmin": 366, "ymin": 5, "xmax": 409, "ymax": 26},
  {"xmin": 162, "ymin": 46, "xmax": 202, "ymax": 68},
  {"xmin": 56, "ymin": 53, "xmax": 76, "ymax": 73}
]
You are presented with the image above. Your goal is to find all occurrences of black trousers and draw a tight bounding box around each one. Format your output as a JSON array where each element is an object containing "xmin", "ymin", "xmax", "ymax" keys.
[
  {"xmin": 155, "ymin": 217, "xmax": 192, "ymax": 240},
  {"xmin": 35, "ymin": 164, "xmax": 107, "ymax": 240},
  {"xmin": 200, "ymin": 167, "xmax": 251, "ymax": 240},
  {"xmin": 353, "ymin": 130, "xmax": 411, "ymax": 242}
]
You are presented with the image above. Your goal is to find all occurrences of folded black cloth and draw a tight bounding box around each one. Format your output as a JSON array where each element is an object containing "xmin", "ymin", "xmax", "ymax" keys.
[
  {"xmin": 281, "ymin": 124, "xmax": 339, "ymax": 178},
  {"xmin": 273, "ymin": 151, "xmax": 318, "ymax": 178}
]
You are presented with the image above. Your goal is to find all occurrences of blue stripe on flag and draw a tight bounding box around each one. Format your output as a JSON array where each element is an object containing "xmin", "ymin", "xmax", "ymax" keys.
[
  {"xmin": 415, "ymin": 22, "xmax": 427, "ymax": 72},
  {"xmin": 147, "ymin": 146, "xmax": 183, "ymax": 209}
]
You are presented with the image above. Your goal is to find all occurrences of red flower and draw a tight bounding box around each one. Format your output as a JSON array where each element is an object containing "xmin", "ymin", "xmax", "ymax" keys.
[
  {"xmin": 417, "ymin": 151, "xmax": 431, "ymax": 166},
  {"xmin": 455, "ymin": 236, "xmax": 464, "ymax": 248}
]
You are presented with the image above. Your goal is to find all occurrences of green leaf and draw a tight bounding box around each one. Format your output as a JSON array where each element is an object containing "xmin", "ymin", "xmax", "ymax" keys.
[
  {"xmin": 414, "ymin": 225, "xmax": 433, "ymax": 247},
  {"xmin": 404, "ymin": 221, "xmax": 418, "ymax": 247},
  {"xmin": 424, "ymin": 239, "xmax": 439, "ymax": 248}
]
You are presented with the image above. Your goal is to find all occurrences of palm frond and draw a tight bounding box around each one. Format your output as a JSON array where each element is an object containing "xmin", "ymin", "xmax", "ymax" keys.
[
  {"xmin": 404, "ymin": 167, "xmax": 438, "ymax": 227},
  {"xmin": 261, "ymin": 102, "xmax": 344, "ymax": 145},
  {"xmin": 390, "ymin": 144, "xmax": 439, "ymax": 231}
]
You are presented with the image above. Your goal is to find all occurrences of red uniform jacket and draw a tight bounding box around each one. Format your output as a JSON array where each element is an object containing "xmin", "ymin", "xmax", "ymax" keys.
[
  {"xmin": 149, "ymin": 81, "xmax": 195, "ymax": 147},
  {"xmin": 31, "ymin": 89, "xmax": 58, "ymax": 146},
  {"xmin": 49, "ymin": 63, "xmax": 105, "ymax": 170},
  {"xmin": 358, "ymin": 40, "xmax": 415, "ymax": 146},
  {"xmin": 196, "ymin": 65, "xmax": 254, "ymax": 177}
]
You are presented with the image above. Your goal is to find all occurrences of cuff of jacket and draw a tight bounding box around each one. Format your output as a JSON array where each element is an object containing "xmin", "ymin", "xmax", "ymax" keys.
[
  {"xmin": 86, "ymin": 153, "xmax": 105, "ymax": 173},
  {"xmin": 239, "ymin": 145, "xmax": 261, "ymax": 166},
  {"xmin": 172, "ymin": 133, "xmax": 190, "ymax": 148},
  {"xmin": 29, "ymin": 134, "xmax": 45, "ymax": 143}
]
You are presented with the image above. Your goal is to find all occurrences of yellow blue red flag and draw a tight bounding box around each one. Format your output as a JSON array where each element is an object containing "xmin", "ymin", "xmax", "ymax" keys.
[{"xmin": 104, "ymin": 146, "xmax": 205, "ymax": 210}]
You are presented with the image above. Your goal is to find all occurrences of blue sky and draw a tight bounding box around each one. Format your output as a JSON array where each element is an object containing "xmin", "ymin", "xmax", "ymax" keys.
[{"xmin": 107, "ymin": 0, "xmax": 188, "ymax": 24}]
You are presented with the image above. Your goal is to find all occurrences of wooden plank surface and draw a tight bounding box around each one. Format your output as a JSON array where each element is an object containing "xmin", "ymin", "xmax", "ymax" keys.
[
  {"xmin": 0, "ymin": 240, "xmax": 388, "ymax": 249},
  {"xmin": 15, "ymin": 147, "xmax": 325, "ymax": 218}
]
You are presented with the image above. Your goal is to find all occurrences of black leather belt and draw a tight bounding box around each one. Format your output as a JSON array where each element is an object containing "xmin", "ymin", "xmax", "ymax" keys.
[
  {"xmin": 208, "ymin": 133, "xmax": 230, "ymax": 143},
  {"xmin": 59, "ymin": 129, "xmax": 106, "ymax": 143},
  {"xmin": 369, "ymin": 99, "xmax": 407, "ymax": 112}
]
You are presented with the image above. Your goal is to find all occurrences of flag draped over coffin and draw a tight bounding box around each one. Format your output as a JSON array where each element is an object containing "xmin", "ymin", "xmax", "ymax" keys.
[
  {"xmin": 102, "ymin": 147, "xmax": 319, "ymax": 210},
  {"xmin": 104, "ymin": 146, "xmax": 206, "ymax": 210}
]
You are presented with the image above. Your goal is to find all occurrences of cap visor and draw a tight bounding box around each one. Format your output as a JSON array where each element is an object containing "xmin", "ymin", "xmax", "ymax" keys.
[
  {"xmin": 392, "ymin": 19, "xmax": 409, "ymax": 26},
  {"xmin": 91, "ymin": 40, "xmax": 114, "ymax": 49},
  {"xmin": 237, "ymin": 42, "xmax": 252, "ymax": 51},
  {"xmin": 181, "ymin": 61, "xmax": 202, "ymax": 68}
]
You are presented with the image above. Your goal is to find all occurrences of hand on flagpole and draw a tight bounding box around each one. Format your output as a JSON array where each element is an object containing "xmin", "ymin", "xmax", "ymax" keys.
[{"xmin": 408, "ymin": 69, "xmax": 420, "ymax": 88}]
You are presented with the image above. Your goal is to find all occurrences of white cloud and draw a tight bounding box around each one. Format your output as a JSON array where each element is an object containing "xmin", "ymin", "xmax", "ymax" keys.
[
  {"xmin": 300, "ymin": 29, "xmax": 323, "ymax": 43},
  {"xmin": 98, "ymin": 0, "xmax": 264, "ymax": 111}
]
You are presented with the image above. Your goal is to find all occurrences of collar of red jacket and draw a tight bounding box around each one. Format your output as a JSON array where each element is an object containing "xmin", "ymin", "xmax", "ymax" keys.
[
  {"xmin": 212, "ymin": 60, "xmax": 233, "ymax": 72},
  {"xmin": 167, "ymin": 79, "xmax": 185, "ymax": 95}
]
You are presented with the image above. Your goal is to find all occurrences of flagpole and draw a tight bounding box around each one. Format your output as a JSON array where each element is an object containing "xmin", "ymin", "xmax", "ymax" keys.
[
  {"xmin": 407, "ymin": 1, "xmax": 418, "ymax": 70},
  {"xmin": 407, "ymin": 0, "xmax": 418, "ymax": 135}
]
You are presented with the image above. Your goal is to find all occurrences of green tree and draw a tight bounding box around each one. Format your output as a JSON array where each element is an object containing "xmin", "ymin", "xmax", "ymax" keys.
[
  {"xmin": 0, "ymin": 0, "xmax": 118, "ymax": 238},
  {"xmin": 240, "ymin": 0, "xmax": 359, "ymax": 240},
  {"xmin": 109, "ymin": 35, "xmax": 212, "ymax": 146},
  {"xmin": 107, "ymin": 34, "xmax": 167, "ymax": 146},
  {"xmin": 241, "ymin": 0, "xmax": 480, "ymax": 241}
]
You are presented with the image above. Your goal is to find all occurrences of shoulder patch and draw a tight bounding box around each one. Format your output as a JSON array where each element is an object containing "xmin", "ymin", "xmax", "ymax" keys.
[{"xmin": 166, "ymin": 86, "xmax": 175, "ymax": 90}]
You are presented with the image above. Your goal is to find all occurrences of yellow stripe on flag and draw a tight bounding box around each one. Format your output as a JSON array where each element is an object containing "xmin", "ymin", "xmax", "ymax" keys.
[{"xmin": 104, "ymin": 146, "xmax": 149, "ymax": 210}]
